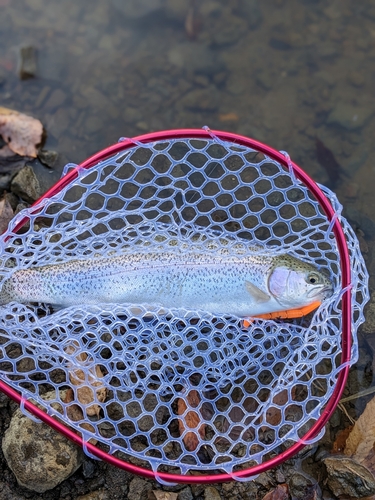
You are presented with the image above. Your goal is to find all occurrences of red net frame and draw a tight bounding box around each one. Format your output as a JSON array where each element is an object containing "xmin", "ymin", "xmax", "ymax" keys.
[{"xmin": 0, "ymin": 129, "xmax": 351, "ymax": 483}]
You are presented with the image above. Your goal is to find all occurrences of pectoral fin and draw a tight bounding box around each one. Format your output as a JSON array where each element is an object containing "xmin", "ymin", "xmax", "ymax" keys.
[{"xmin": 245, "ymin": 281, "xmax": 271, "ymax": 303}]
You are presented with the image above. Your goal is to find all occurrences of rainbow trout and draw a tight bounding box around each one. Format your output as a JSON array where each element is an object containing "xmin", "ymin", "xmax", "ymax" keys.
[{"xmin": 0, "ymin": 250, "xmax": 333, "ymax": 316}]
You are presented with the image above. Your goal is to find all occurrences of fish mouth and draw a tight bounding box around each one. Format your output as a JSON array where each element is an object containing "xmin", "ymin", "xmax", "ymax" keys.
[{"xmin": 307, "ymin": 284, "xmax": 334, "ymax": 299}]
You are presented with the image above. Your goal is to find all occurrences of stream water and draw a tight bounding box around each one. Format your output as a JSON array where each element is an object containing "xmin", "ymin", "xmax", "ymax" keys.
[{"xmin": 0, "ymin": 1, "xmax": 374, "ymax": 499}]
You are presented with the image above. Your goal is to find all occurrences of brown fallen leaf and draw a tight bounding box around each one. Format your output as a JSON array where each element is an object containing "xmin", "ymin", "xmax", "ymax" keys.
[
  {"xmin": 62, "ymin": 388, "xmax": 97, "ymax": 444},
  {"xmin": 345, "ymin": 397, "xmax": 375, "ymax": 460},
  {"xmin": 0, "ymin": 197, "xmax": 14, "ymax": 234},
  {"xmin": 332, "ymin": 425, "xmax": 353, "ymax": 453},
  {"xmin": 148, "ymin": 490, "xmax": 178, "ymax": 500},
  {"xmin": 265, "ymin": 390, "xmax": 289, "ymax": 426},
  {"xmin": 262, "ymin": 484, "xmax": 289, "ymax": 500},
  {"xmin": 65, "ymin": 343, "xmax": 107, "ymax": 418},
  {"xmin": 219, "ymin": 112, "xmax": 239, "ymax": 122},
  {"xmin": 0, "ymin": 106, "xmax": 43, "ymax": 158},
  {"xmin": 177, "ymin": 389, "xmax": 205, "ymax": 451},
  {"xmin": 345, "ymin": 395, "xmax": 375, "ymax": 477}
]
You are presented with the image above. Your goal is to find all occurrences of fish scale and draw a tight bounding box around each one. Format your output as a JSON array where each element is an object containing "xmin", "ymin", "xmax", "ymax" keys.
[{"xmin": 0, "ymin": 248, "xmax": 332, "ymax": 317}]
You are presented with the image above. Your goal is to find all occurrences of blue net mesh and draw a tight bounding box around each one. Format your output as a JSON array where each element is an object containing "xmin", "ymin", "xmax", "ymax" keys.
[{"xmin": 0, "ymin": 137, "xmax": 368, "ymax": 478}]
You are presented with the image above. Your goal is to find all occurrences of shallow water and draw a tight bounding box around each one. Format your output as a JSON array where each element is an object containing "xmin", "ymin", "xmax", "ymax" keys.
[{"xmin": 0, "ymin": 0, "xmax": 375, "ymax": 498}]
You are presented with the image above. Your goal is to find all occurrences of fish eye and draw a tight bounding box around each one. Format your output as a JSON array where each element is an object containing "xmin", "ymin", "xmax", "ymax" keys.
[{"xmin": 307, "ymin": 272, "xmax": 320, "ymax": 285}]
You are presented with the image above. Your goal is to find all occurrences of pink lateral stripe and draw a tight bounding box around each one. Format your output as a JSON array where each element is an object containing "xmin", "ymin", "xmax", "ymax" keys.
[{"xmin": 0, "ymin": 129, "xmax": 351, "ymax": 484}]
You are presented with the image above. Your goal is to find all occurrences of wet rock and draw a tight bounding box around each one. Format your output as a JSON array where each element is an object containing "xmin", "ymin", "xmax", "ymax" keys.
[
  {"xmin": 76, "ymin": 491, "xmax": 109, "ymax": 500},
  {"xmin": 19, "ymin": 45, "xmax": 37, "ymax": 80},
  {"xmin": 81, "ymin": 86, "xmax": 119, "ymax": 119},
  {"xmin": 345, "ymin": 205, "xmax": 375, "ymax": 237},
  {"xmin": 0, "ymin": 67, "xmax": 6, "ymax": 87},
  {"xmin": 361, "ymin": 292, "xmax": 375, "ymax": 335},
  {"xmin": 288, "ymin": 472, "xmax": 315, "ymax": 499},
  {"xmin": 44, "ymin": 88, "xmax": 67, "ymax": 110},
  {"xmin": 204, "ymin": 486, "xmax": 222, "ymax": 500},
  {"xmin": 84, "ymin": 114, "xmax": 103, "ymax": 134},
  {"xmin": 149, "ymin": 491, "xmax": 178, "ymax": 500},
  {"xmin": 128, "ymin": 476, "xmax": 152, "ymax": 500},
  {"xmin": 82, "ymin": 458, "xmax": 96, "ymax": 478},
  {"xmin": 103, "ymin": 465, "xmax": 132, "ymax": 498},
  {"xmin": 165, "ymin": 0, "xmax": 189, "ymax": 23},
  {"xmin": 168, "ymin": 43, "xmax": 225, "ymax": 76},
  {"xmin": 10, "ymin": 164, "xmax": 41, "ymax": 202},
  {"xmin": 0, "ymin": 196, "xmax": 14, "ymax": 234},
  {"xmin": 348, "ymin": 71, "xmax": 365, "ymax": 88},
  {"xmin": 179, "ymin": 86, "xmax": 220, "ymax": 111},
  {"xmin": 38, "ymin": 149, "xmax": 58, "ymax": 168},
  {"xmin": 225, "ymin": 73, "xmax": 246, "ymax": 95},
  {"xmin": 0, "ymin": 480, "xmax": 24, "ymax": 500},
  {"xmin": 238, "ymin": 0, "xmax": 263, "ymax": 28},
  {"xmin": 256, "ymin": 68, "xmax": 278, "ymax": 90},
  {"xmin": 327, "ymin": 104, "xmax": 374, "ymax": 131},
  {"xmin": 111, "ymin": 0, "xmax": 163, "ymax": 19},
  {"xmin": 323, "ymin": 456, "xmax": 375, "ymax": 498},
  {"xmin": 211, "ymin": 14, "xmax": 248, "ymax": 46},
  {"xmin": 177, "ymin": 486, "xmax": 193, "ymax": 500},
  {"xmin": 2, "ymin": 406, "xmax": 84, "ymax": 493},
  {"xmin": 262, "ymin": 484, "xmax": 289, "ymax": 500}
]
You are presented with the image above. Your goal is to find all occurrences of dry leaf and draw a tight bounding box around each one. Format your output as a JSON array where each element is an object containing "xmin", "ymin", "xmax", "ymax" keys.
[
  {"xmin": 178, "ymin": 389, "xmax": 205, "ymax": 451},
  {"xmin": 332, "ymin": 425, "xmax": 353, "ymax": 453},
  {"xmin": 0, "ymin": 106, "xmax": 43, "ymax": 157},
  {"xmin": 262, "ymin": 484, "xmax": 289, "ymax": 500},
  {"xmin": 265, "ymin": 390, "xmax": 289, "ymax": 426},
  {"xmin": 345, "ymin": 395, "xmax": 375, "ymax": 478},
  {"xmin": 345, "ymin": 397, "xmax": 375, "ymax": 461},
  {"xmin": 62, "ymin": 388, "xmax": 98, "ymax": 444},
  {"xmin": 149, "ymin": 490, "xmax": 178, "ymax": 500},
  {"xmin": 218, "ymin": 112, "xmax": 239, "ymax": 122},
  {"xmin": 0, "ymin": 197, "xmax": 14, "ymax": 234},
  {"xmin": 66, "ymin": 344, "xmax": 107, "ymax": 418}
]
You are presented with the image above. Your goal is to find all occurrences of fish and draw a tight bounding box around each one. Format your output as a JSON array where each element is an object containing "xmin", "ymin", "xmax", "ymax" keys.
[{"xmin": 0, "ymin": 248, "xmax": 333, "ymax": 317}]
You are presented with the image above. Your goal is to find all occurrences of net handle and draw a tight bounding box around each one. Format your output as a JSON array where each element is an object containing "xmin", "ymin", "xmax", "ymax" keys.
[{"xmin": 0, "ymin": 128, "xmax": 352, "ymax": 483}]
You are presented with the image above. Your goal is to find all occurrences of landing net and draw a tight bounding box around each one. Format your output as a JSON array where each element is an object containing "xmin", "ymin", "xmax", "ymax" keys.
[{"xmin": 0, "ymin": 129, "xmax": 368, "ymax": 483}]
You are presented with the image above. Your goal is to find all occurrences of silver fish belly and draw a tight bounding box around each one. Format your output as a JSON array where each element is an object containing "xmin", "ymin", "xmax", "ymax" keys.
[{"xmin": 0, "ymin": 251, "xmax": 280, "ymax": 316}]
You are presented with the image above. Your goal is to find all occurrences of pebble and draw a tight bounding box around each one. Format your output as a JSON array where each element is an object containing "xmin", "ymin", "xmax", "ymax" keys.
[
  {"xmin": 179, "ymin": 87, "xmax": 220, "ymax": 111},
  {"xmin": 0, "ymin": 67, "xmax": 6, "ymax": 87},
  {"xmin": 76, "ymin": 491, "xmax": 109, "ymax": 500},
  {"xmin": 44, "ymin": 88, "xmax": 67, "ymax": 110},
  {"xmin": 347, "ymin": 71, "xmax": 365, "ymax": 87},
  {"xmin": 111, "ymin": 0, "xmax": 163, "ymax": 19},
  {"xmin": 323, "ymin": 456, "xmax": 375, "ymax": 498},
  {"xmin": 345, "ymin": 205, "xmax": 375, "ymax": 237},
  {"xmin": 10, "ymin": 164, "xmax": 42, "ymax": 202},
  {"xmin": 38, "ymin": 149, "xmax": 59, "ymax": 168},
  {"xmin": 327, "ymin": 103, "xmax": 374, "ymax": 131},
  {"xmin": 2, "ymin": 406, "xmax": 84, "ymax": 493},
  {"xmin": 127, "ymin": 476, "xmax": 152, "ymax": 500},
  {"xmin": 164, "ymin": 0, "xmax": 189, "ymax": 23},
  {"xmin": 149, "ymin": 491, "xmax": 178, "ymax": 500},
  {"xmin": 361, "ymin": 292, "xmax": 375, "ymax": 335},
  {"xmin": 19, "ymin": 45, "xmax": 37, "ymax": 80},
  {"xmin": 211, "ymin": 14, "xmax": 248, "ymax": 46},
  {"xmin": 0, "ymin": 195, "xmax": 14, "ymax": 234},
  {"xmin": 168, "ymin": 42, "xmax": 225, "ymax": 76},
  {"xmin": 177, "ymin": 486, "xmax": 193, "ymax": 500},
  {"xmin": 84, "ymin": 114, "xmax": 103, "ymax": 134},
  {"xmin": 288, "ymin": 472, "xmax": 315, "ymax": 499},
  {"xmin": 204, "ymin": 486, "xmax": 222, "ymax": 500},
  {"xmin": 238, "ymin": 0, "xmax": 263, "ymax": 29}
]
